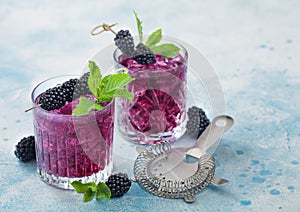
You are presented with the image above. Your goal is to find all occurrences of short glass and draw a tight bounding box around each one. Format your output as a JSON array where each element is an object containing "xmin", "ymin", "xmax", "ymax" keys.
[
  {"xmin": 114, "ymin": 37, "xmax": 188, "ymax": 144},
  {"xmin": 32, "ymin": 75, "xmax": 114, "ymax": 189}
]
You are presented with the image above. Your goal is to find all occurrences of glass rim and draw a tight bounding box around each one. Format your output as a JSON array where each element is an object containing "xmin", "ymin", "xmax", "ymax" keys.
[{"xmin": 31, "ymin": 74, "xmax": 114, "ymax": 117}]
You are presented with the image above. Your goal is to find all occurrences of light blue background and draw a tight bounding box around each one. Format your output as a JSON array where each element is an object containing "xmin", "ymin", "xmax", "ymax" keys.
[{"xmin": 0, "ymin": 0, "xmax": 299, "ymax": 211}]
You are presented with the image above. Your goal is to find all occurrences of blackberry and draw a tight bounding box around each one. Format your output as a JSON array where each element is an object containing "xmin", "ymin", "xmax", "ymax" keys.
[
  {"xmin": 114, "ymin": 30, "xmax": 135, "ymax": 56},
  {"xmin": 73, "ymin": 72, "xmax": 91, "ymax": 99},
  {"xmin": 38, "ymin": 74, "xmax": 90, "ymax": 111},
  {"xmin": 62, "ymin": 78, "xmax": 78, "ymax": 102},
  {"xmin": 39, "ymin": 86, "xmax": 68, "ymax": 111},
  {"xmin": 106, "ymin": 173, "xmax": 131, "ymax": 198},
  {"xmin": 186, "ymin": 106, "xmax": 210, "ymax": 139},
  {"xmin": 14, "ymin": 136, "xmax": 36, "ymax": 162},
  {"xmin": 133, "ymin": 43, "xmax": 155, "ymax": 65}
]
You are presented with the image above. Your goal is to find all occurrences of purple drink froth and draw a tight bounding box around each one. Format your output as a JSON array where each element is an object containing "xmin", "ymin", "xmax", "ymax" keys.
[
  {"xmin": 117, "ymin": 54, "xmax": 187, "ymax": 142},
  {"xmin": 34, "ymin": 95, "xmax": 114, "ymax": 178}
]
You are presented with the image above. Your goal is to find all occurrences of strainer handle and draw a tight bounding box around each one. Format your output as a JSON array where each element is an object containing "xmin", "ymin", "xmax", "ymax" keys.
[{"xmin": 187, "ymin": 115, "xmax": 234, "ymax": 158}]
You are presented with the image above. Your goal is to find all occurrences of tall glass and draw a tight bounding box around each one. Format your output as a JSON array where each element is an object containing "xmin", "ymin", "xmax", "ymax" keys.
[
  {"xmin": 32, "ymin": 75, "xmax": 114, "ymax": 189},
  {"xmin": 114, "ymin": 37, "xmax": 188, "ymax": 144}
]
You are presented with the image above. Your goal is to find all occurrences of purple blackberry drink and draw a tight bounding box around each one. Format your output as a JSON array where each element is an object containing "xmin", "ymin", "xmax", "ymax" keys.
[
  {"xmin": 114, "ymin": 39, "xmax": 188, "ymax": 144},
  {"xmin": 32, "ymin": 75, "xmax": 114, "ymax": 189}
]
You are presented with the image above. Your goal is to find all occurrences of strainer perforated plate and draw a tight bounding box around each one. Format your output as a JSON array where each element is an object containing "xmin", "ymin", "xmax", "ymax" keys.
[{"xmin": 133, "ymin": 115, "xmax": 234, "ymax": 202}]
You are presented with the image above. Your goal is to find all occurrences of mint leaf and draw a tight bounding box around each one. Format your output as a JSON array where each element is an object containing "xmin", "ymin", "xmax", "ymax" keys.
[
  {"xmin": 72, "ymin": 97, "xmax": 104, "ymax": 116},
  {"xmin": 71, "ymin": 181, "xmax": 89, "ymax": 193},
  {"xmin": 150, "ymin": 43, "xmax": 180, "ymax": 58},
  {"xmin": 96, "ymin": 90, "xmax": 115, "ymax": 103},
  {"xmin": 72, "ymin": 181, "xmax": 109, "ymax": 203},
  {"xmin": 145, "ymin": 29, "xmax": 162, "ymax": 48},
  {"xmin": 114, "ymin": 88, "xmax": 134, "ymax": 101},
  {"xmin": 88, "ymin": 60, "xmax": 102, "ymax": 96},
  {"xmin": 86, "ymin": 182, "xmax": 97, "ymax": 187},
  {"xmin": 72, "ymin": 61, "xmax": 135, "ymax": 117},
  {"xmin": 87, "ymin": 182, "xmax": 97, "ymax": 192},
  {"xmin": 134, "ymin": 11, "xmax": 143, "ymax": 43},
  {"xmin": 97, "ymin": 73, "xmax": 135, "ymax": 103},
  {"xmin": 83, "ymin": 188, "xmax": 96, "ymax": 202},
  {"xmin": 102, "ymin": 73, "xmax": 135, "ymax": 92},
  {"xmin": 96, "ymin": 182, "xmax": 111, "ymax": 200}
]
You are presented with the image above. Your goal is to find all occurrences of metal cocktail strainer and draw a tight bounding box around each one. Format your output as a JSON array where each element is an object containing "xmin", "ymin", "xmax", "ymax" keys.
[{"xmin": 133, "ymin": 115, "xmax": 234, "ymax": 202}]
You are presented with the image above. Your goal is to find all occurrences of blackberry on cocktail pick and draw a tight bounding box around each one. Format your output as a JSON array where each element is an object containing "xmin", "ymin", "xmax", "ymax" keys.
[
  {"xmin": 39, "ymin": 86, "xmax": 68, "ymax": 111},
  {"xmin": 186, "ymin": 106, "xmax": 210, "ymax": 139},
  {"xmin": 38, "ymin": 78, "xmax": 77, "ymax": 111},
  {"xmin": 114, "ymin": 30, "xmax": 135, "ymax": 56},
  {"xmin": 14, "ymin": 136, "xmax": 36, "ymax": 162},
  {"xmin": 62, "ymin": 78, "xmax": 78, "ymax": 102},
  {"xmin": 105, "ymin": 173, "xmax": 132, "ymax": 198},
  {"xmin": 73, "ymin": 72, "xmax": 92, "ymax": 99},
  {"xmin": 38, "ymin": 74, "xmax": 91, "ymax": 111},
  {"xmin": 133, "ymin": 43, "xmax": 155, "ymax": 65},
  {"xmin": 90, "ymin": 23, "xmax": 156, "ymax": 65}
]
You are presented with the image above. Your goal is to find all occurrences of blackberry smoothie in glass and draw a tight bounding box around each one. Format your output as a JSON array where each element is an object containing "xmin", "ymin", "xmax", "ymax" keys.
[
  {"xmin": 32, "ymin": 75, "xmax": 114, "ymax": 189},
  {"xmin": 114, "ymin": 37, "xmax": 188, "ymax": 144}
]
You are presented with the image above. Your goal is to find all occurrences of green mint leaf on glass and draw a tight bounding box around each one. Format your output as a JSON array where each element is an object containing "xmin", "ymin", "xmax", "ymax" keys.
[
  {"xmin": 101, "ymin": 73, "xmax": 135, "ymax": 92},
  {"xmin": 134, "ymin": 11, "xmax": 143, "ymax": 43},
  {"xmin": 150, "ymin": 43, "xmax": 180, "ymax": 58},
  {"xmin": 72, "ymin": 61, "xmax": 134, "ymax": 116},
  {"xmin": 72, "ymin": 97, "xmax": 104, "ymax": 116},
  {"xmin": 97, "ymin": 73, "xmax": 135, "ymax": 103},
  {"xmin": 96, "ymin": 182, "xmax": 111, "ymax": 200},
  {"xmin": 87, "ymin": 60, "xmax": 102, "ymax": 96},
  {"xmin": 113, "ymin": 88, "xmax": 134, "ymax": 100},
  {"xmin": 145, "ymin": 29, "xmax": 162, "ymax": 48}
]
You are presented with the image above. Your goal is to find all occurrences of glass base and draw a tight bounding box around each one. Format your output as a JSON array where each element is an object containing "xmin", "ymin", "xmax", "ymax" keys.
[
  {"xmin": 37, "ymin": 162, "xmax": 113, "ymax": 189},
  {"xmin": 117, "ymin": 121, "xmax": 186, "ymax": 145}
]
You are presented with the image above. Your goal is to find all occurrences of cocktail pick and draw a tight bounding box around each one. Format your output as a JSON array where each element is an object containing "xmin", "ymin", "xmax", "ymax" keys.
[{"xmin": 91, "ymin": 23, "xmax": 118, "ymax": 36}]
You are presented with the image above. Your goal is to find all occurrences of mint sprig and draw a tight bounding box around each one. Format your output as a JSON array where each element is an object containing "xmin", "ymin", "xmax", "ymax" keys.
[
  {"xmin": 97, "ymin": 73, "xmax": 135, "ymax": 102},
  {"xmin": 96, "ymin": 182, "xmax": 111, "ymax": 200},
  {"xmin": 72, "ymin": 97, "xmax": 104, "ymax": 116},
  {"xmin": 87, "ymin": 60, "xmax": 102, "ymax": 96},
  {"xmin": 150, "ymin": 43, "xmax": 180, "ymax": 58},
  {"xmin": 134, "ymin": 11, "xmax": 143, "ymax": 43},
  {"xmin": 133, "ymin": 12, "xmax": 180, "ymax": 58},
  {"xmin": 71, "ymin": 181, "xmax": 111, "ymax": 202},
  {"xmin": 145, "ymin": 29, "xmax": 162, "ymax": 48},
  {"xmin": 72, "ymin": 61, "xmax": 135, "ymax": 116}
]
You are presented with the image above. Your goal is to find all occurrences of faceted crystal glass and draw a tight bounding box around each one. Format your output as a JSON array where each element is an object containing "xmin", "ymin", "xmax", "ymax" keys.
[
  {"xmin": 114, "ymin": 37, "xmax": 188, "ymax": 144},
  {"xmin": 32, "ymin": 75, "xmax": 114, "ymax": 189}
]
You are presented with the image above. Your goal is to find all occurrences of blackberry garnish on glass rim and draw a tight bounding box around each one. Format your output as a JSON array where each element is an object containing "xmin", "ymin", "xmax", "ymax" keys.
[
  {"xmin": 62, "ymin": 78, "xmax": 78, "ymax": 102},
  {"xmin": 38, "ymin": 86, "xmax": 68, "ymax": 111},
  {"xmin": 36, "ymin": 73, "xmax": 91, "ymax": 111},
  {"xmin": 72, "ymin": 72, "xmax": 91, "ymax": 99},
  {"xmin": 38, "ymin": 77, "xmax": 78, "ymax": 111},
  {"xmin": 133, "ymin": 43, "xmax": 155, "ymax": 65}
]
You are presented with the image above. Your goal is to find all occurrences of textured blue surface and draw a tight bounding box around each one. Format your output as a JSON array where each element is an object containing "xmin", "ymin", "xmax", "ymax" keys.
[{"xmin": 1, "ymin": 0, "xmax": 300, "ymax": 211}]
